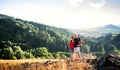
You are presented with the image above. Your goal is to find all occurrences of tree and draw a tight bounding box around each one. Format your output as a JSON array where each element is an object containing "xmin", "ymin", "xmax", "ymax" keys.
[
  {"xmin": 13, "ymin": 46, "xmax": 21, "ymax": 52},
  {"xmin": 1, "ymin": 47, "xmax": 15, "ymax": 59},
  {"xmin": 101, "ymin": 45, "xmax": 105, "ymax": 55},
  {"xmin": 53, "ymin": 53, "xmax": 60, "ymax": 59},
  {"xmin": 81, "ymin": 45, "xmax": 90, "ymax": 53},
  {"xmin": 15, "ymin": 50, "xmax": 24, "ymax": 59},
  {"xmin": 13, "ymin": 46, "xmax": 24, "ymax": 59},
  {"xmin": 94, "ymin": 52, "xmax": 104, "ymax": 57},
  {"xmin": 24, "ymin": 51, "xmax": 34, "ymax": 59},
  {"xmin": 48, "ymin": 52, "xmax": 54, "ymax": 58},
  {"xmin": 34, "ymin": 47, "xmax": 48, "ymax": 58},
  {"xmin": 112, "ymin": 49, "xmax": 120, "ymax": 55}
]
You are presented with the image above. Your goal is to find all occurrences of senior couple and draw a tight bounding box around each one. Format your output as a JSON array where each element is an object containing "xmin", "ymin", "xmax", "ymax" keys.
[{"xmin": 69, "ymin": 34, "xmax": 83, "ymax": 62}]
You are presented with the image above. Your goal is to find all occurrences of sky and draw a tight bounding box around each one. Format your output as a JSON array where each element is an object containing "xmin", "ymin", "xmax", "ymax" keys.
[{"xmin": 0, "ymin": 0, "xmax": 120, "ymax": 29}]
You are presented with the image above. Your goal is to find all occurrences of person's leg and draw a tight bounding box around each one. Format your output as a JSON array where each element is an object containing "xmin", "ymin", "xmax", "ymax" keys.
[
  {"xmin": 71, "ymin": 50, "xmax": 74, "ymax": 61},
  {"xmin": 69, "ymin": 49, "xmax": 73, "ymax": 61},
  {"xmin": 78, "ymin": 47, "xmax": 81, "ymax": 59},
  {"xmin": 76, "ymin": 52, "xmax": 79, "ymax": 59},
  {"xmin": 69, "ymin": 49, "xmax": 72, "ymax": 57},
  {"xmin": 79, "ymin": 47, "xmax": 82, "ymax": 62},
  {"xmin": 74, "ymin": 47, "xmax": 77, "ymax": 61},
  {"xmin": 78, "ymin": 51, "xmax": 81, "ymax": 61},
  {"xmin": 76, "ymin": 47, "xmax": 81, "ymax": 62},
  {"xmin": 76, "ymin": 47, "xmax": 80, "ymax": 59},
  {"xmin": 72, "ymin": 52, "xmax": 75, "ymax": 61}
]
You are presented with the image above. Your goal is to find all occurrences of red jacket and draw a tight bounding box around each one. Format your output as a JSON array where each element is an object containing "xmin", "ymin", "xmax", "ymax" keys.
[{"xmin": 69, "ymin": 40, "xmax": 74, "ymax": 51}]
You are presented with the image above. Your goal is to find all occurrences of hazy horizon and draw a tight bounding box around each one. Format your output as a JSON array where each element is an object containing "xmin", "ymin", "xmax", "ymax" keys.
[{"xmin": 0, "ymin": 0, "xmax": 120, "ymax": 29}]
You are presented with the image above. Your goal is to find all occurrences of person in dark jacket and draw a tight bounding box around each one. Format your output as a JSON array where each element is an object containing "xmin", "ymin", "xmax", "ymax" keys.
[{"xmin": 74, "ymin": 34, "xmax": 83, "ymax": 61}]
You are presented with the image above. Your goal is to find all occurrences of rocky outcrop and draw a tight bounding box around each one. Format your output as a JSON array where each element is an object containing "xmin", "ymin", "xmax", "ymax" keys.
[{"xmin": 90, "ymin": 54, "xmax": 120, "ymax": 70}]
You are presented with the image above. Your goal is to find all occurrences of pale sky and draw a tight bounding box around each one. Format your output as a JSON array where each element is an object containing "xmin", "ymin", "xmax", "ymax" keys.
[{"xmin": 0, "ymin": 0, "xmax": 120, "ymax": 29}]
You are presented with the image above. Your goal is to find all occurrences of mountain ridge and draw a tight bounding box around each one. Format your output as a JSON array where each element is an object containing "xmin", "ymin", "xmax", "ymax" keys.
[
  {"xmin": 70, "ymin": 24, "xmax": 120, "ymax": 37},
  {"xmin": 101, "ymin": 24, "xmax": 120, "ymax": 29}
]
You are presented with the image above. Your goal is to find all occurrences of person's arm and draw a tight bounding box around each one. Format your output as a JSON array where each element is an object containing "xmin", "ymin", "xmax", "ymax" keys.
[
  {"xmin": 79, "ymin": 39, "xmax": 83, "ymax": 47},
  {"xmin": 68, "ymin": 40, "xmax": 71, "ymax": 48}
]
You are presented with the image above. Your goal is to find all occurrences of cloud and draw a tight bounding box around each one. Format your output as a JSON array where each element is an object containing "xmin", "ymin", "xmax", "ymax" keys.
[
  {"xmin": 89, "ymin": 0, "xmax": 107, "ymax": 8},
  {"xmin": 68, "ymin": 0, "xmax": 107, "ymax": 8},
  {"xmin": 69, "ymin": 0, "xmax": 84, "ymax": 7}
]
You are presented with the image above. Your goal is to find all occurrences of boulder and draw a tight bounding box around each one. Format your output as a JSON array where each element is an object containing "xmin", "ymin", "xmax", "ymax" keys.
[{"xmin": 97, "ymin": 54, "xmax": 120, "ymax": 70}]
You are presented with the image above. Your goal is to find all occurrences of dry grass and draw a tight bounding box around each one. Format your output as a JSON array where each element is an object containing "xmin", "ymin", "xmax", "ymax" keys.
[
  {"xmin": 0, "ymin": 59, "xmax": 92, "ymax": 70},
  {"xmin": 0, "ymin": 59, "xmax": 59, "ymax": 63}
]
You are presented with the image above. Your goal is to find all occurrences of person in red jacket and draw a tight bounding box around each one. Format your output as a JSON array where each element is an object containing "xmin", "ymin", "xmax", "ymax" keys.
[{"xmin": 69, "ymin": 35, "xmax": 74, "ymax": 61}]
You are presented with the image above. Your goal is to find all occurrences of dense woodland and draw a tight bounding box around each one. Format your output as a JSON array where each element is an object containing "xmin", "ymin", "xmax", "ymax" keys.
[{"xmin": 0, "ymin": 14, "xmax": 120, "ymax": 59}]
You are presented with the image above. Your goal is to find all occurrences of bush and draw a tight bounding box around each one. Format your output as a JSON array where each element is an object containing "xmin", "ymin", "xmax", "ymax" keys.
[
  {"xmin": 94, "ymin": 52, "xmax": 104, "ymax": 57},
  {"xmin": 10, "ymin": 56, "xmax": 17, "ymax": 60},
  {"xmin": 112, "ymin": 50, "xmax": 120, "ymax": 55},
  {"xmin": 48, "ymin": 52, "xmax": 54, "ymax": 59},
  {"xmin": 15, "ymin": 50, "xmax": 24, "ymax": 59},
  {"xmin": 24, "ymin": 51, "xmax": 34, "ymax": 59},
  {"xmin": 34, "ymin": 47, "xmax": 49, "ymax": 58},
  {"xmin": 0, "ymin": 47, "xmax": 15, "ymax": 59},
  {"xmin": 53, "ymin": 53, "xmax": 60, "ymax": 59}
]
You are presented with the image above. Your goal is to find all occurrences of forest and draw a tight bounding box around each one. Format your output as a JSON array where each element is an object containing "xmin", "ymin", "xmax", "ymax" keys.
[{"xmin": 0, "ymin": 14, "xmax": 120, "ymax": 59}]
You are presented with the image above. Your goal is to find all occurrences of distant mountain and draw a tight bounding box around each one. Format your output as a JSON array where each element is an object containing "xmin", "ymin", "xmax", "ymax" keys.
[
  {"xmin": 70, "ymin": 24, "xmax": 120, "ymax": 37},
  {"xmin": 118, "ymin": 25, "xmax": 120, "ymax": 28},
  {"xmin": 100, "ymin": 24, "xmax": 120, "ymax": 30},
  {"xmin": 97, "ymin": 24, "xmax": 120, "ymax": 34}
]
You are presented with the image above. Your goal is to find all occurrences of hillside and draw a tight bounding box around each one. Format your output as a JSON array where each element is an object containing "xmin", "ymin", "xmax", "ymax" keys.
[
  {"xmin": 0, "ymin": 14, "xmax": 75, "ymax": 59},
  {"xmin": 0, "ymin": 14, "xmax": 73, "ymax": 52},
  {"xmin": 91, "ymin": 34, "xmax": 120, "ymax": 55}
]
